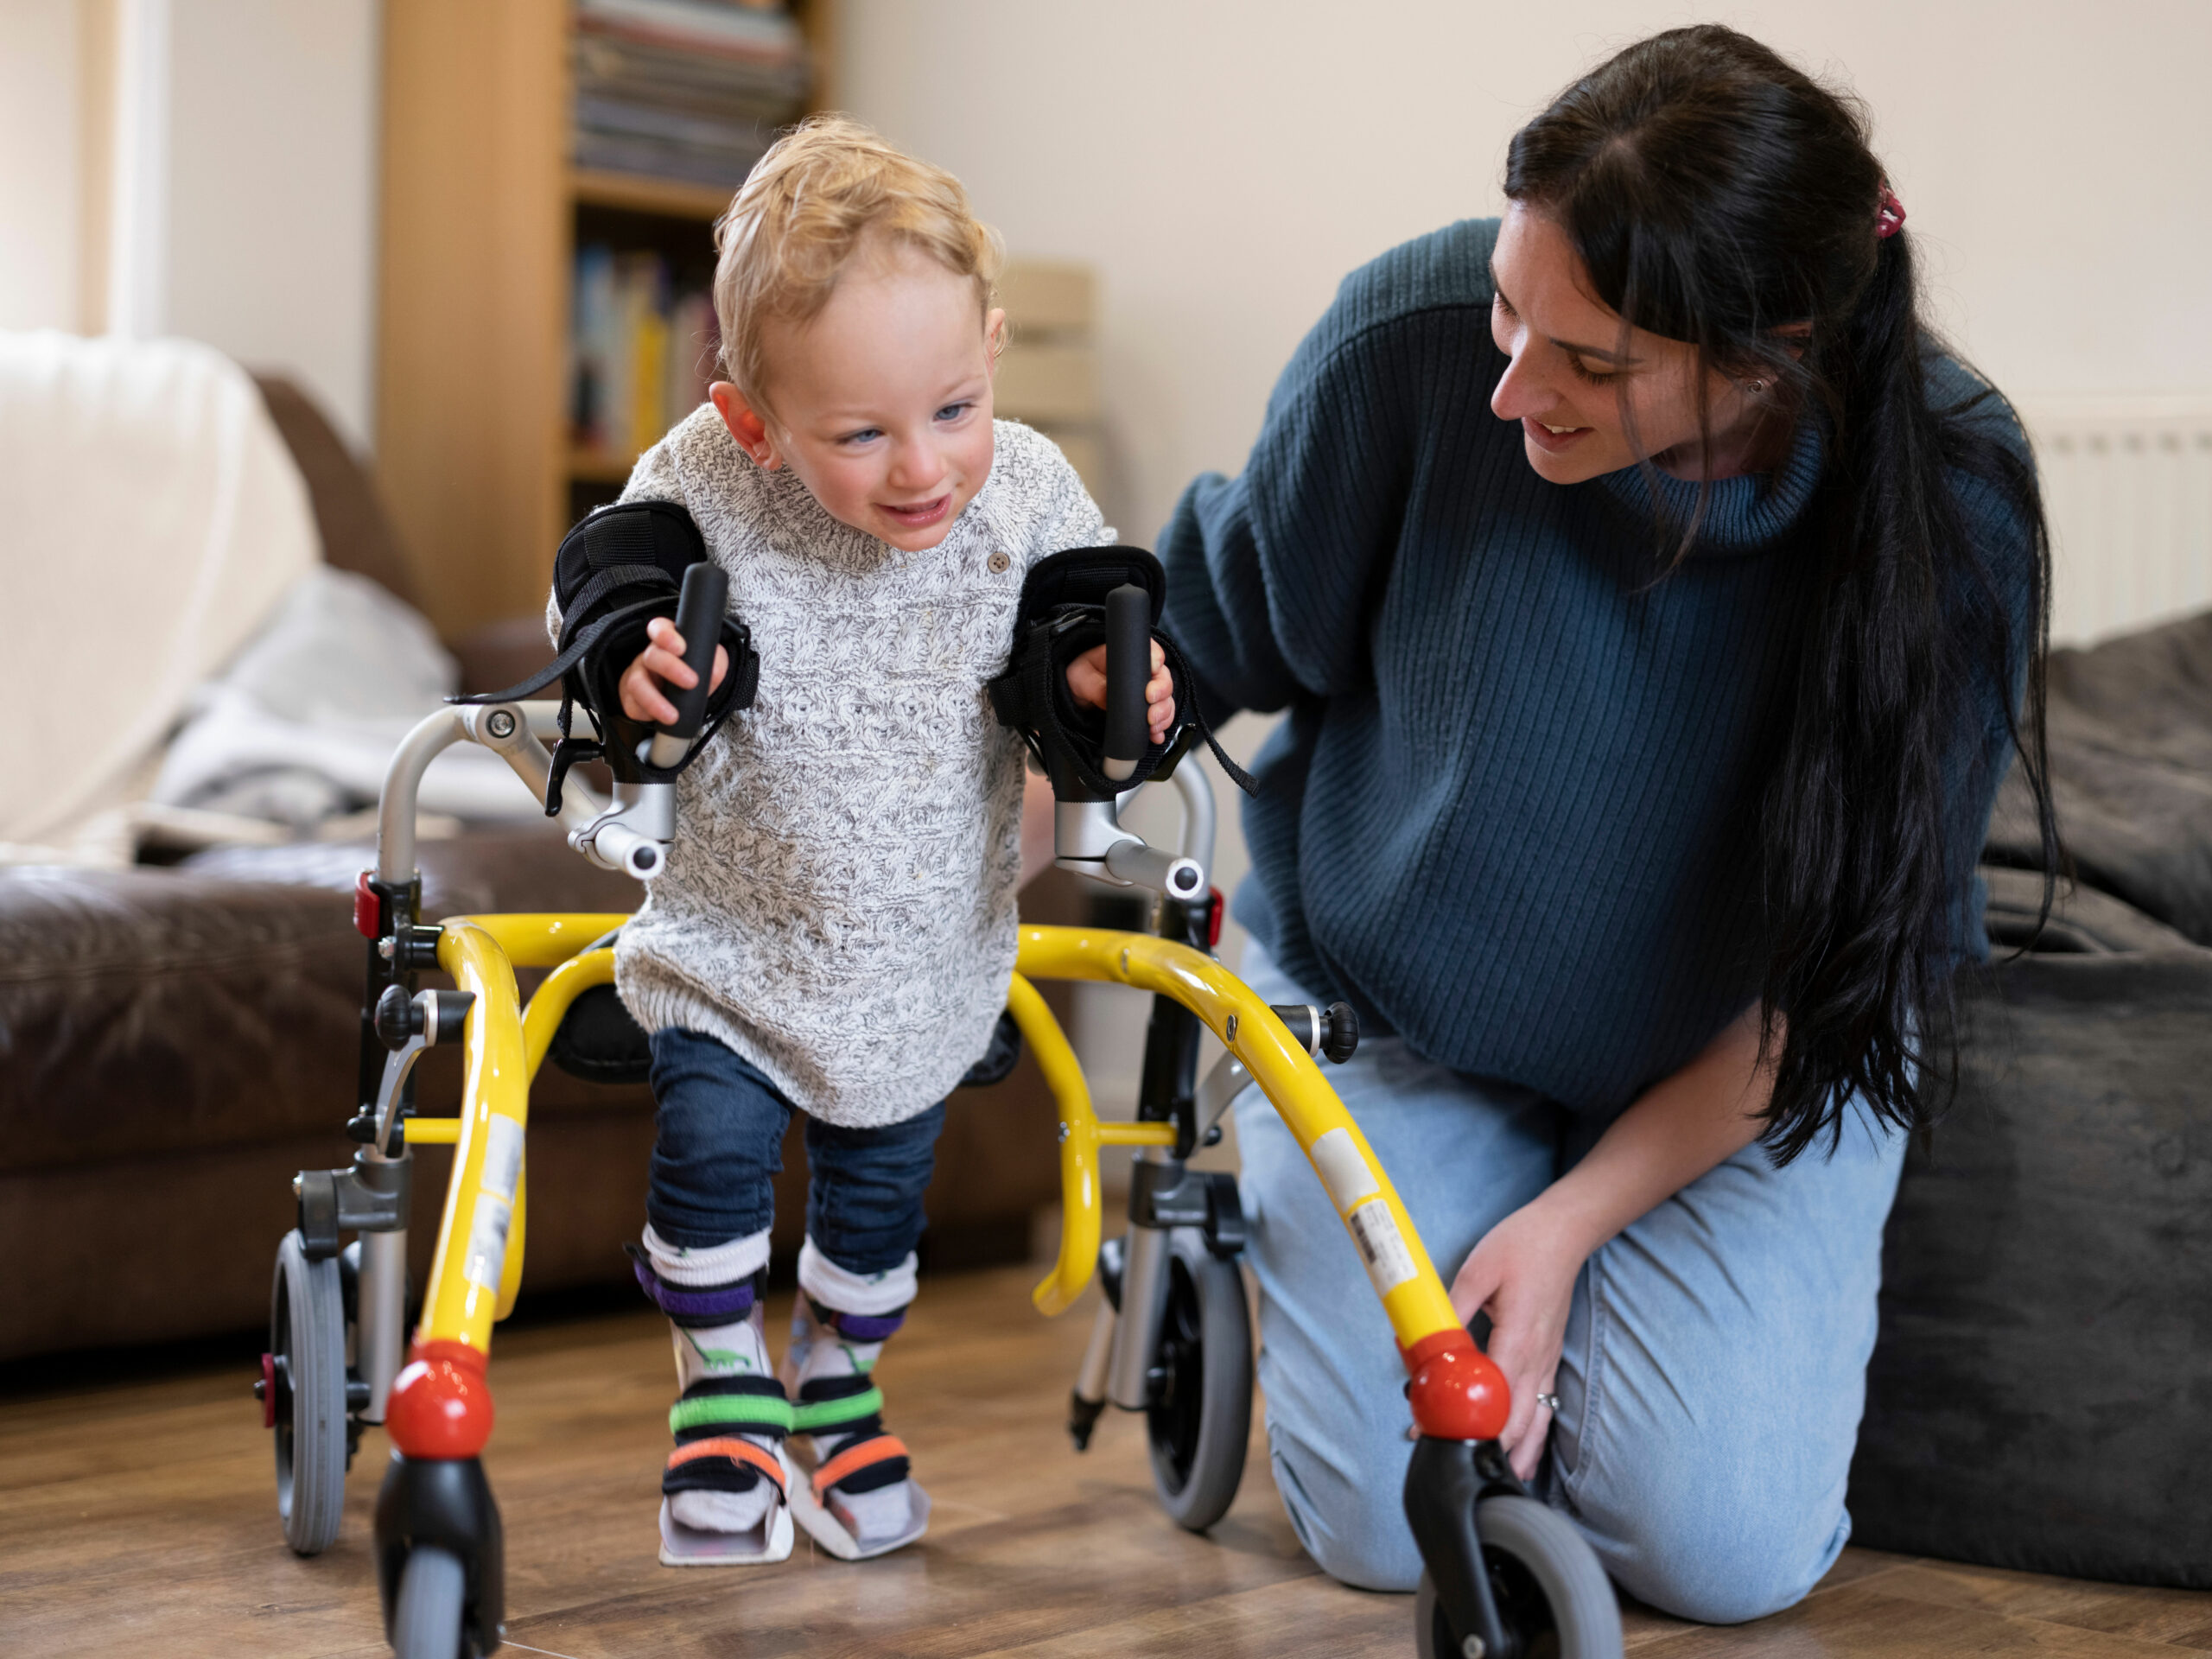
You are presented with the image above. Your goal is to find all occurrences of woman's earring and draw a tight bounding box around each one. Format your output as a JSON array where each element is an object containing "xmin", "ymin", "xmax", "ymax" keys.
[{"xmin": 1748, "ymin": 378, "xmax": 1770, "ymax": 396}]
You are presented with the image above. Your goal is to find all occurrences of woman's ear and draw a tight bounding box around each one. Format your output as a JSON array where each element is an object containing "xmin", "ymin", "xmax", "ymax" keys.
[{"xmin": 710, "ymin": 381, "xmax": 779, "ymax": 469}]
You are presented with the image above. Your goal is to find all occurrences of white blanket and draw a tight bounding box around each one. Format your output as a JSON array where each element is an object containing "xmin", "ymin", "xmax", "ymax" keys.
[
  {"xmin": 150, "ymin": 566, "xmax": 541, "ymax": 823},
  {"xmin": 0, "ymin": 333, "xmax": 316, "ymax": 843}
]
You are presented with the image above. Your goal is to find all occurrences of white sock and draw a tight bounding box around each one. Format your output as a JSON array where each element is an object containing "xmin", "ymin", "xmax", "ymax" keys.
[
  {"xmin": 645, "ymin": 1228, "xmax": 785, "ymax": 1536},
  {"xmin": 789, "ymin": 1242, "xmax": 919, "ymax": 1543}
]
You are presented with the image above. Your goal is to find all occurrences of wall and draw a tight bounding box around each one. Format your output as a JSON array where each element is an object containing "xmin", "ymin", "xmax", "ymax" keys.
[
  {"xmin": 163, "ymin": 1, "xmax": 382, "ymax": 452},
  {"xmin": 0, "ymin": 0, "xmax": 382, "ymax": 451},
  {"xmin": 842, "ymin": 0, "xmax": 2212, "ymax": 1090},
  {"xmin": 0, "ymin": 0, "xmax": 82, "ymax": 331},
  {"xmin": 841, "ymin": 0, "xmax": 2212, "ymax": 549}
]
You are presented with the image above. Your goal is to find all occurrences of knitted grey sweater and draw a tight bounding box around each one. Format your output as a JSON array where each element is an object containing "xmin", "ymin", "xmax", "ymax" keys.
[{"xmin": 560, "ymin": 408, "xmax": 1109, "ymax": 1127}]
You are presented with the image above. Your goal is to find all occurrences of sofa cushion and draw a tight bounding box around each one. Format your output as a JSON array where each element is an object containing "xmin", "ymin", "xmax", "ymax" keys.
[
  {"xmin": 1848, "ymin": 874, "xmax": 2212, "ymax": 1587},
  {"xmin": 0, "ymin": 828, "xmax": 644, "ymax": 1176},
  {"xmin": 1988, "ymin": 608, "xmax": 2212, "ymax": 944}
]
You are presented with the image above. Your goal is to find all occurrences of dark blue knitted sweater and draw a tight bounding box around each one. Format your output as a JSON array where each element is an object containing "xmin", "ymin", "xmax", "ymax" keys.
[{"xmin": 1159, "ymin": 218, "xmax": 2033, "ymax": 1115}]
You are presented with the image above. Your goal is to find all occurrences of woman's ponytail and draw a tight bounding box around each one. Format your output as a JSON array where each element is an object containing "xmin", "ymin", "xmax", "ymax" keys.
[{"xmin": 1508, "ymin": 25, "xmax": 2058, "ymax": 1158}]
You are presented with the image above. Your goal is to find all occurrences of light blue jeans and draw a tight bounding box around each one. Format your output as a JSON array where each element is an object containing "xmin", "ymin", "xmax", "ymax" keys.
[{"xmin": 1233, "ymin": 941, "xmax": 1906, "ymax": 1625}]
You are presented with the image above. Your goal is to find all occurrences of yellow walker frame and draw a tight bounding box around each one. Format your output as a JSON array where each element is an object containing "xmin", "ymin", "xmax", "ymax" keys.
[{"xmin": 277, "ymin": 676, "xmax": 1613, "ymax": 1659}]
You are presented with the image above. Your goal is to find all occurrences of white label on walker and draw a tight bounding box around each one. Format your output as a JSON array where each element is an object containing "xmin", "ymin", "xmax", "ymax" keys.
[
  {"xmin": 1311, "ymin": 1127, "xmax": 1382, "ymax": 1214},
  {"xmin": 480, "ymin": 1115, "xmax": 524, "ymax": 1203},
  {"xmin": 1346, "ymin": 1198, "xmax": 1418, "ymax": 1295},
  {"xmin": 463, "ymin": 1193, "xmax": 512, "ymax": 1292}
]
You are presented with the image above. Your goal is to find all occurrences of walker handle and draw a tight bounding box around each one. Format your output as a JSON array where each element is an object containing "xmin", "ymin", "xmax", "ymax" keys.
[
  {"xmin": 662, "ymin": 561, "xmax": 728, "ymax": 743},
  {"xmin": 1102, "ymin": 582, "xmax": 1150, "ymax": 782}
]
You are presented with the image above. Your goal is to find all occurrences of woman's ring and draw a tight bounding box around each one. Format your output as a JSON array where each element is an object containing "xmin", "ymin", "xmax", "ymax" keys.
[{"xmin": 1535, "ymin": 1392, "xmax": 1562, "ymax": 1412}]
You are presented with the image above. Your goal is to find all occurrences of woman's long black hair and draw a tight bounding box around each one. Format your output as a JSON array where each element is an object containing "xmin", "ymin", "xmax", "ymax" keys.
[{"xmin": 1505, "ymin": 24, "xmax": 2061, "ymax": 1160}]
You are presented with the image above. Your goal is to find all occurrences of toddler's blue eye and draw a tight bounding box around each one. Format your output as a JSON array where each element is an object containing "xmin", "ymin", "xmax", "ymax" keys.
[
  {"xmin": 935, "ymin": 402, "xmax": 970, "ymax": 423},
  {"xmin": 842, "ymin": 427, "xmax": 882, "ymax": 445}
]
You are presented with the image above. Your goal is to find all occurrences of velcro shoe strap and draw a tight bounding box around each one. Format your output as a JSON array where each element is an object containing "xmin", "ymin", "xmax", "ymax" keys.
[
  {"xmin": 791, "ymin": 1386, "xmax": 884, "ymax": 1433},
  {"xmin": 811, "ymin": 1434, "xmax": 909, "ymax": 1499},
  {"xmin": 670, "ymin": 1393, "xmax": 796, "ymax": 1437},
  {"xmin": 666, "ymin": 1437, "xmax": 787, "ymax": 1497}
]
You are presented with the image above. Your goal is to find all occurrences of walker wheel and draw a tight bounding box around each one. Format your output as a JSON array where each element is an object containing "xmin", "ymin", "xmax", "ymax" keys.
[
  {"xmin": 270, "ymin": 1228, "xmax": 348, "ymax": 1555},
  {"xmin": 1144, "ymin": 1228, "xmax": 1251, "ymax": 1532},
  {"xmin": 1413, "ymin": 1494, "xmax": 1622, "ymax": 1659},
  {"xmin": 390, "ymin": 1544, "xmax": 467, "ymax": 1659}
]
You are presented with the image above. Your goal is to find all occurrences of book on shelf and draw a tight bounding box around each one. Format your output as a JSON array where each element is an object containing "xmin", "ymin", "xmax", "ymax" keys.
[
  {"xmin": 573, "ymin": 0, "xmax": 810, "ymax": 192},
  {"xmin": 572, "ymin": 246, "xmax": 718, "ymax": 468}
]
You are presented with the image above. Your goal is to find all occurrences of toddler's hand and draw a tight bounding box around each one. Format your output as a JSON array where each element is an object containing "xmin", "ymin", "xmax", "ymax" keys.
[
  {"xmin": 619, "ymin": 615, "xmax": 730, "ymax": 726},
  {"xmin": 1066, "ymin": 640, "xmax": 1175, "ymax": 746}
]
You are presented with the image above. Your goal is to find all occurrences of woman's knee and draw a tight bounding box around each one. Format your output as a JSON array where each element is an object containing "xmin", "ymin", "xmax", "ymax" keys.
[
  {"xmin": 1565, "ymin": 1454, "xmax": 1843, "ymax": 1624},
  {"xmin": 1267, "ymin": 1430, "xmax": 1422, "ymax": 1592}
]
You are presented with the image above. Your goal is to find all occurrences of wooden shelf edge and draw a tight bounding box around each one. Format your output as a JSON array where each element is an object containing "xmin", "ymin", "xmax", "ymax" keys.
[
  {"xmin": 571, "ymin": 168, "xmax": 734, "ymax": 222},
  {"xmin": 569, "ymin": 448, "xmax": 639, "ymax": 484}
]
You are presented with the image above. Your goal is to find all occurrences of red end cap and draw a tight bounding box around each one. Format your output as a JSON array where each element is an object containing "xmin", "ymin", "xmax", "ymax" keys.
[
  {"xmin": 1205, "ymin": 887, "xmax": 1225, "ymax": 950},
  {"xmin": 1405, "ymin": 1328, "xmax": 1510, "ymax": 1441},
  {"xmin": 385, "ymin": 1339, "xmax": 493, "ymax": 1459},
  {"xmin": 353, "ymin": 872, "xmax": 382, "ymax": 939}
]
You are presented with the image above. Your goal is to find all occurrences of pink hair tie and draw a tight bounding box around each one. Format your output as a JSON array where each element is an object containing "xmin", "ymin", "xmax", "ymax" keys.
[{"xmin": 1876, "ymin": 188, "xmax": 1907, "ymax": 239}]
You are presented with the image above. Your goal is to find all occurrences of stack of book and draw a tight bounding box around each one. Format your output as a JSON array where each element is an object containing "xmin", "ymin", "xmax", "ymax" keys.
[
  {"xmin": 571, "ymin": 248, "xmax": 719, "ymax": 464},
  {"xmin": 573, "ymin": 0, "xmax": 810, "ymax": 189}
]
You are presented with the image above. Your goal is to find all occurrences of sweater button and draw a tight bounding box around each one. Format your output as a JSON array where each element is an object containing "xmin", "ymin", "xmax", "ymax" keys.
[{"xmin": 987, "ymin": 550, "xmax": 1010, "ymax": 574}]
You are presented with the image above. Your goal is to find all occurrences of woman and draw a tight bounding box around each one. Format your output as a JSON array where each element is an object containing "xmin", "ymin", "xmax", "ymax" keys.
[{"xmin": 1158, "ymin": 25, "xmax": 2056, "ymax": 1624}]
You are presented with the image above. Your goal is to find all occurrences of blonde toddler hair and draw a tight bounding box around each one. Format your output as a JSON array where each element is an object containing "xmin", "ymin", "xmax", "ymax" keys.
[{"xmin": 712, "ymin": 115, "xmax": 1004, "ymax": 416}]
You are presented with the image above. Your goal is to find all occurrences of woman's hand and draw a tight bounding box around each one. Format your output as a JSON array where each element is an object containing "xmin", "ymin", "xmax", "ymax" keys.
[
  {"xmin": 619, "ymin": 615, "xmax": 730, "ymax": 726},
  {"xmin": 1449, "ymin": 1198, "xmax": 1589, "ymax": 1481},
  {"xmin": 1065, "ymin": 640, "xmax": 1176, "ymax": 745}
]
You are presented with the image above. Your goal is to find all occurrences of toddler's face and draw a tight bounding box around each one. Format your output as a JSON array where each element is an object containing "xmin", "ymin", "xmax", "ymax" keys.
[{"xmin": 713, "ymin": 243, "xmax": 1004, "ymax": 552}]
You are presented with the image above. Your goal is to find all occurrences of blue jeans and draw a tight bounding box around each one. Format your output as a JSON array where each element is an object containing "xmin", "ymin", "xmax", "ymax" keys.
[
  {"xmin": 645, "ymin": 1027, "xmax": 944, "ymax": 1272},
  {"xmin": 1233, "ymin": 941, "xmax": 1905, "ymax": 1625}
]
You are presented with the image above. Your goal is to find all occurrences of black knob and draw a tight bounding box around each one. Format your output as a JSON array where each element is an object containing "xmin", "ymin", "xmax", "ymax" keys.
[
  {"xmin": 1319, "ymin": 1001, "xmax": 1360, "ymax": 1065},
  {"xmin": 373, "ymin": 983, "xmax": 420, "ymax": 1051}
]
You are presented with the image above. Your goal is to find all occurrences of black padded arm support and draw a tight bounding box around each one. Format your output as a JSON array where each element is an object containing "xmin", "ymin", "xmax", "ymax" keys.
[
  {"xmin": 454, "ymin": 500, "xmax": 760, "ymax": 802},
  {"xmin": 987, "ymin": 546, "xmax": 1255, "ymax": 802}
]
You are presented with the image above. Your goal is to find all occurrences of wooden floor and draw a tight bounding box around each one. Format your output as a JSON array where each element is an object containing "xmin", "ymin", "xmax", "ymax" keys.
[{"xmin": 3, "ymin": 1262, "xmax": 2209, "ymax": 1658}]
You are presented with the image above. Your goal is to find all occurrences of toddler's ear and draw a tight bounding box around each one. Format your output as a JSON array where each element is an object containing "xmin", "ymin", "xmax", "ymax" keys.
[
  {"xmin": 984, "ymin": 307, "xmax": 1007, "ymax": 372},
  {"xmin": 710, "ymin": 382, "xmax": 779, "ymax": 469}
]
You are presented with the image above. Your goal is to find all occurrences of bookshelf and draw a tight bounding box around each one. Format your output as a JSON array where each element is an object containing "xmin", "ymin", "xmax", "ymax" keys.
[
  {"xmin": 374, "ymin": 0, "xmax": 836, "ymax": 640},
  {"xmin": 374, "ymin": 0, "xmax": 1102, "ymax": 641}
]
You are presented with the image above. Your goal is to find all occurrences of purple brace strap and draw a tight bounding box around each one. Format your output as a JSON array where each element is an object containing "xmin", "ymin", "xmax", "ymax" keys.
[
  {"xmin": 807, "ymin": 1296, "xmax": 906, "ymax": 1343},
  {"xmin": 634, "ymin": 1258, "xmax": 758, "ymax": 1321}
]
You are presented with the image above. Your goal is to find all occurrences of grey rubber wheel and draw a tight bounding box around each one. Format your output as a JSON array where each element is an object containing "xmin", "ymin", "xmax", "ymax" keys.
[
  {"xmin": 391, "ymin": 1545, "xmax": 467, "ymax": 1659},
  {"xmin": 1144, "ymin": 1228, "xmax": 1252, "ymax": 1532},
  {"xmin": 1414, "ymin": 1494, "xmax": 1623, "ymax": 1659},
  {"xmin": 272, "ymin": 1229, "xmax": 347, "ymax": 1555}
]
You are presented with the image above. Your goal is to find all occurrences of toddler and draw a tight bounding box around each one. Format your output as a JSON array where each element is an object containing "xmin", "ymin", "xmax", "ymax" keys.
[{"xmin": 566, "ymin": 117, "xmax": 1173, "ymax": 1564}]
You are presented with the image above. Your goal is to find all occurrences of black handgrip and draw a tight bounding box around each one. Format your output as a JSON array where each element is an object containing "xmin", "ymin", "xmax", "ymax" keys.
[
  {"xmin": 1319, "ymin": 1001, "xmax": 1360, "ymax": 1065},
  {"xmin": 1102, "ymin": 582, "xmax": 1150, "ymax": 781},
  {"xmin": 663, "ymin": 561, "xmax": 728, "ymax": 741}
]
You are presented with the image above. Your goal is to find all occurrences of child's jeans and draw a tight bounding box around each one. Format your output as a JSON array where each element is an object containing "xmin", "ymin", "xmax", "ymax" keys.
[{"xmin": 645, "ymin": 1027, "xmax": 944, "ymax": 1271}]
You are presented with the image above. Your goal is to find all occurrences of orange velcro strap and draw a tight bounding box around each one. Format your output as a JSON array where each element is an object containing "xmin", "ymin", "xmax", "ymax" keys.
[
  {"xmin": 666, "ymin": 1437, "xmax": 787, "ymax": 1495},
  {"xmin": 811, "ymin": 1433, "xmax": 909, "ymax": 1497}
]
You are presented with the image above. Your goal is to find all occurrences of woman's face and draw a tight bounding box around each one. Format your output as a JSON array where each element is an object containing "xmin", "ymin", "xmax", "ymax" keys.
[{"xmin": 1488, "ymin": 201, "xmax": 1761, "ymax": 485}]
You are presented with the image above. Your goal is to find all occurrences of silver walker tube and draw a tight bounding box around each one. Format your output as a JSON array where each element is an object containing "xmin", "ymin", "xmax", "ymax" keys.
[
  {"xmin": 1107, "ymin": 1151, "xmax": 1178, "ymax": 1411},
  {"xmin": 355, "ymin": 1216, "xmax": 408, "ymax": 1422}
]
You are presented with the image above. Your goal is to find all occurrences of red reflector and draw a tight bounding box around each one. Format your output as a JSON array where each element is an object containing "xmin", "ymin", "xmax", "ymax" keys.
[
  {"xmin": 1206, "ymin": 887, "xmax": 1225, "ymax": 950},
  {"xmin": 353, "ymin": 872, "xmax": 381, "ymax": 939}
]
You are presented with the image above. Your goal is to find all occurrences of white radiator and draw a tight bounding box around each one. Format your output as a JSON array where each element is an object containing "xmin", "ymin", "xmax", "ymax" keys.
[{"xmin": 2017, "ymin": 397, "xmax": 2212, "ymax": 646}]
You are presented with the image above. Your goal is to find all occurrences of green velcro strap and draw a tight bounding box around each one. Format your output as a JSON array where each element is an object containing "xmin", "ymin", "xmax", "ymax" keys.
[
  {"xmin": 669, "ymin": 1394, "xmax": 795, "ymax": 1437},
  {"xmin": 791, "ymin": 1386, "xmax": 885, "ymax": 1433}
]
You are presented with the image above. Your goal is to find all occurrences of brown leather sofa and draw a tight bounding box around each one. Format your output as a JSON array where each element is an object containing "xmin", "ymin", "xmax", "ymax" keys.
[{"xmin": 0, "ymin": 380, "xmax": 1068, "ymax": 1362}]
